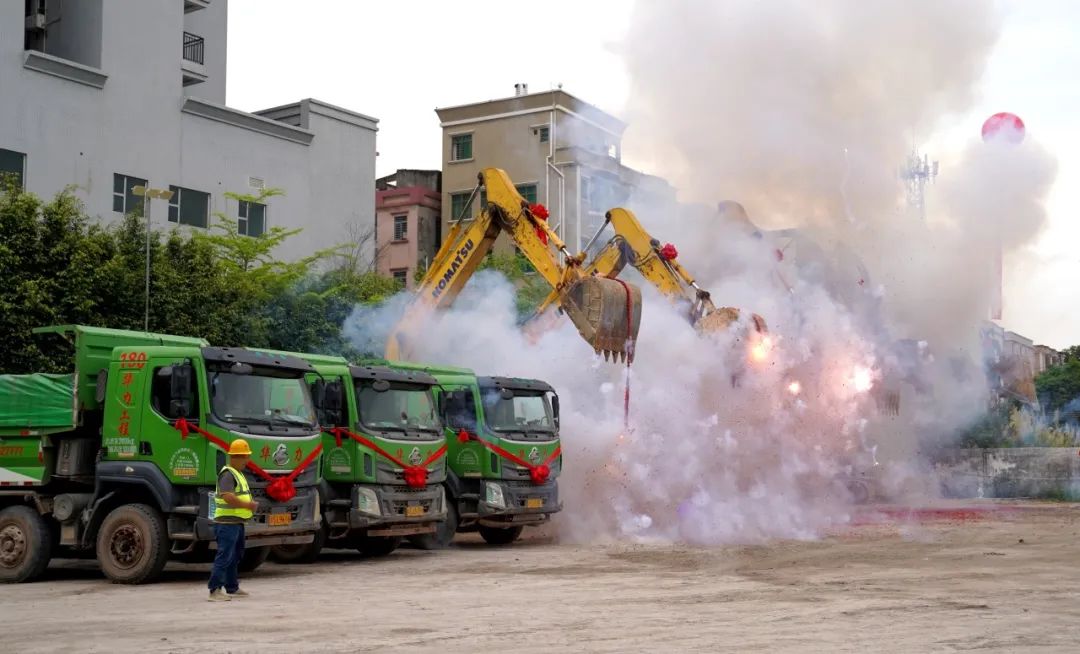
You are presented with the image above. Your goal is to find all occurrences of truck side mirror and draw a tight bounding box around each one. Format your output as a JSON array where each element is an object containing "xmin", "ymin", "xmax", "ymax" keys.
[
  {"xmin": 169, "ymin": 363, "xmax": 195, "ymax": 419},
  {"xmin": 551, "ymin": 394, "xmax": 560, "ymax": 429}
]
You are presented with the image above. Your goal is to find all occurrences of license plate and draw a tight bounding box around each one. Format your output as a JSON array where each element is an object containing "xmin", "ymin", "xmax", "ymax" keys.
[
  {"xmin": 526, "ymin": 498, "xmax": 543, "ymax": 509},
  {"xmin": 405, "ymin": 505, "xmax": 425, "ymax": 517},
  {"xmin": 268, "ymin": 513, "xmax": 291, "ymax": 527}
]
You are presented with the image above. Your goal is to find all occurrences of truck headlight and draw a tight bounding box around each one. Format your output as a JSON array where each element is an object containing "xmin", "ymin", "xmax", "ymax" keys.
[
  {"xmin": 484, "ymin": 482, "xmax": 506, "ymax": 509},
  {"xmin": 356, "ymin": 487, "xmax": 381, "ymax": 516}
]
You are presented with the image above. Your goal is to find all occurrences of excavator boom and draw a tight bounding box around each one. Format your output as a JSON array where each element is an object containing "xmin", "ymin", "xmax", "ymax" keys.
[
  {"xmin": 386, "ymin": 168, "xmax": 642, "ymax": 362},
  {"xmin": 532, "ymin": 207, "xmax": 765, "ymax": 337}
]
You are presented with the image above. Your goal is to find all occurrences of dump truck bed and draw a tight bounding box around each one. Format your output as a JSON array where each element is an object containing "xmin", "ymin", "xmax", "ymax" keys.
[
  {"xmin": 32, "ymin": 325, "xmax": 208, "ymax": 413},
  {"xmin": 0, "ymin": 373, "xmax": 77, "ymax": 436}
]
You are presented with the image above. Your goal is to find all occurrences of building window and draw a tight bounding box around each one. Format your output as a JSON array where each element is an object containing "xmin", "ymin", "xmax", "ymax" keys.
[
  {"xmin": 450, "ymin": 192, "xmax": 472, "ymax": 222},
  {"xmin": 167, "ymin": 185, "xmax": 210, "ymax": 228},
  {"xmin": 538, "ymin": 126, "xmax": 550, "ymax": 143},
  {"xmin": 0, "ymin": 148, "xmax": 26, "ymax": 190},
  {"xmin": 238, "ymin": 200, "xmax": 266, "ymax": 237},
  {"xmin": 391, "ymin": 268, "xmax": 408, "ymax": 286},
  {"xmin": 112, "ymin": 173, "xmax": 148, "ymax": 216},
  {"xmin": 451, "ymin": 134, "xmax": 473, "ymax": 161},
  {"xmin": 393, "ymin": 214, "xmax": 408, "ymax": 241},
  {"xmin": 515, "ymin": 184, "xmax": 538, "ymax": 205}
]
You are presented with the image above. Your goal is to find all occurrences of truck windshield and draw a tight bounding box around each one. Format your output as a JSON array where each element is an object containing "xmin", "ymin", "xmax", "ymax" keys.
[
  {"xmin": 480, "ymin": 389, "xmax": 555, "ymax": 432},
  {"xmin": 357, "ymin": 382, "xmax": 440, "ymax": 431},
  {"xmin": 210, "ymin": 372, "xmax": 317, "ymax": 430}
]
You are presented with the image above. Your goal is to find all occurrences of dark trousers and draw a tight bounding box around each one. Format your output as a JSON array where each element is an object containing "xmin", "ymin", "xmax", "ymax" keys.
[{"xmin": 208, "ymin": 523, "xmax": 245, "ymax": 593}]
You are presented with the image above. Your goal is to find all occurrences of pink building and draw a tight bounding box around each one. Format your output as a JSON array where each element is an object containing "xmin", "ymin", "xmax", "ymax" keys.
[{"xmin": 375, "ymin": 170, "xmax": 441, "ymax": 289}]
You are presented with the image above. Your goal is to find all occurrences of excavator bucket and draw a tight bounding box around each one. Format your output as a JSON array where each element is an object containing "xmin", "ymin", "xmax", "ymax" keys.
[
  {"xmin": 695, "ymin": 307, "xmax": 768, "ymax": 335},
  {"xmin": 559, "ymin": 277, "xmax": 642, "ymax": 361}
]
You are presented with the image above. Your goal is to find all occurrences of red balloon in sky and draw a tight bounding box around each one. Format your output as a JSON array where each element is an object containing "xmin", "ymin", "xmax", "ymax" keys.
[{"xmin": 981, "ymin": 112, "xmax": 1025, "ymax": 144}]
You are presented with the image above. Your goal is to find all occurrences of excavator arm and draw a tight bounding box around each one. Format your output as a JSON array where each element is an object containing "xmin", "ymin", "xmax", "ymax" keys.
[
  {"xmin": 386, "ymin": 168, "xmax": 642, "ymax": 362},
  {"xmin": 533, "ymin": 207, "xmax": 766, "ymax": 335}
]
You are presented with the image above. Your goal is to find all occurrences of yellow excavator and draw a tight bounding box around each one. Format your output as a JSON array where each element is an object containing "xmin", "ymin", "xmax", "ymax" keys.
[
  {"xmin": 385, "ymin": 168, "xmax": 642, "ymax": 362},
  {"xmin": 532, "ymin": 206, "xmax": 767, "ymax": 349}
]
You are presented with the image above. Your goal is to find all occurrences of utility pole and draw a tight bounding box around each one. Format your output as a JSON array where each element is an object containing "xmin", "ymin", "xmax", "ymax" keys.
[{"xmin": 131, "ymin": 185, "xmax": 174, "ymax": 332}]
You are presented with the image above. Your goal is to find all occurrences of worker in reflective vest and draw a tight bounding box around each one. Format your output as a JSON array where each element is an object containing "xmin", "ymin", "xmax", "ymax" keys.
[{"xmin": 207, "ymin": 439, "xmax": 258, "ymax": 602}]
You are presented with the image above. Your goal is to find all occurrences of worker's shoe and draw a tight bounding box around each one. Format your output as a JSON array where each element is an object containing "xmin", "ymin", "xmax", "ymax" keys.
[
  {"xmin": 227, "ymin": 589, "xmax": 250, "ymax": 598},
  {"xmin": 208, "ymin": 588, "xmax": 232, "ymax": 602}
]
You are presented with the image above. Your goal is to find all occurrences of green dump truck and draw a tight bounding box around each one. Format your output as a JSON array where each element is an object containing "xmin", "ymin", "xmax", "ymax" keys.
[
  {"xmin": 365, "ymin": 361, "xmax": 563, "ymax": 547},
  {"xmin": 264, "ymin": 353, "xmax": 447, "ymax": 562},
  {"xmin": 0, "ymin": 326, "xmax": 323, "ymax": 584}
]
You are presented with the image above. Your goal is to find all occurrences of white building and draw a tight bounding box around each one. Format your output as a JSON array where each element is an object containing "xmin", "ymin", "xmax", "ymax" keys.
[{"xmin": 0, "ymin": 0, "xmax": 378, "ymax": 261}]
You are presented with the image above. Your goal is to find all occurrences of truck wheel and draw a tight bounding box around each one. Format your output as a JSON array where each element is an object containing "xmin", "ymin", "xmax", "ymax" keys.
[
  {"xmin": 408, "ymin": 501, "xmax": 458, "ymax": 550},
  {"xmin": 357, "ymin": 536, "xmax": 402, "ymax": 558},
  {"xmin": 479, "ymin": 525, "xmax": 523, "ymax": 545},
  {"xmin": 96, "ymin": 503, "xmax": 169, "ymax": 584},
  {"xmin": 0, "ymin": 505, "xmax": 53, "ymax": 583},
  {"xmin": 271, "ymin": 521, "xmax": 327, "ymax": 564},
  {"xmin": 238, "ymin": 546, "xmax": 271, "ymax": 573}
]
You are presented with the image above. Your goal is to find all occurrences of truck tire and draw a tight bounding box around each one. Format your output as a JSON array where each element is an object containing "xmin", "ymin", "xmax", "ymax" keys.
[
  {"xmin": 270, "ymin": 521, "xmax": 327, "ymax": 564},
  {"xmin": 356, "ymin": 536, "xmax": 402, "ymax": 558},
  {"xmin": 0, "ymin": 505, "xmax": 53, "ymax": 583},
  {"xmin": 479, "ymin": 525, "xmax": 523, "ymax": 545},
  {"xmin": 96, "ymin": 503, "xmax": 169, "ymax": 584},
  {"xmin": 408, "ymin": 501, "xmax": 458, "ymax": 550},
  {"xmin": 239, "ymin": 546, "xmax": 270, "ymax": 572}
]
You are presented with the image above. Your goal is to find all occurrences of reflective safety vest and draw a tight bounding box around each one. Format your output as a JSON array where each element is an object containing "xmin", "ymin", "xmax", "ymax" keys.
[{"xmin": 214, "ymin": 465, "xmax": 254, "ymax": 521}]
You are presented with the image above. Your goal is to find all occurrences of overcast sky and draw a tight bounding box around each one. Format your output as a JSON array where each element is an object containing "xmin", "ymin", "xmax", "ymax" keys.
[{"xmin": 226, "ymin": 1, "xmax": 1079, "ymax": 349}]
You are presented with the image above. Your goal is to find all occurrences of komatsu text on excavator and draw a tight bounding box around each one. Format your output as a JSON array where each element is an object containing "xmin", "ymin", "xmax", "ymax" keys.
[{"xmin": 386, "ymin": 168, "xmax": 642, "ymax": 363}]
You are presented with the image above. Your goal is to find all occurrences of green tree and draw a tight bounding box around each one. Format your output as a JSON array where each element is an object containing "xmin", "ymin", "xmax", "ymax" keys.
[
  {"xmin": 0, "ymin": 184, "xmax": 399, "ymax": 371},
  {"xmin": 1036, "ymin": 356, "xmax": 1080, "ymax": 413}
]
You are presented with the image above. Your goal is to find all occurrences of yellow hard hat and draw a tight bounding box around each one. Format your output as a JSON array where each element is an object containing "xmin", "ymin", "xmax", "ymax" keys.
[{"xmin": 228, "ymin": 439, "xmax": 253, "ymax": 456}]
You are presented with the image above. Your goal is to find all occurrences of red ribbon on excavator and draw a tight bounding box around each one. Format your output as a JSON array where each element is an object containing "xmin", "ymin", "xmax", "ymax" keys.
[{"xmin": 172, "ymin": 417, "xmax": 322, "ymax": 503}]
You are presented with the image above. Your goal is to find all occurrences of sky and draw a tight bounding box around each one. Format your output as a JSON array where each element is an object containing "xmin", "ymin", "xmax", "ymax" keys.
[{"xmin": 227, "ymin": 0, "xmax": 1079, "ymax": 349}]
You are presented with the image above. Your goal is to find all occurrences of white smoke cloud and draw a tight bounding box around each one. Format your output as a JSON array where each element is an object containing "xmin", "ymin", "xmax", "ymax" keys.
[{"xmin": 342, "ymin": 1, "xmax": 1060, "ymax": 544}]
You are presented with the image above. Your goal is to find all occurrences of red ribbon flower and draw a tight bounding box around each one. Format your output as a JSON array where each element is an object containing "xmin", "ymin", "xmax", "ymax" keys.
[
  {"xmin": 529, "ymin": 203, "xmax": 550, "ymax": 245},
  {"xmin": 529, "ymin": 464, "xmax": 551, "ymax": 485},
  {"xmin": 659, "ymin": 243, "xmax": 678, "ymax": 261},
  {"xmin": 402, "ymin": 466, "xmax": 429, "ymax": 489}
]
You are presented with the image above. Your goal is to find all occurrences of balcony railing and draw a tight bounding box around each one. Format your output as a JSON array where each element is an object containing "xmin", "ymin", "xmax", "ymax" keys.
[{"xmin": 182, "ymin": 32, "xmax": 204, "ymax": 65}]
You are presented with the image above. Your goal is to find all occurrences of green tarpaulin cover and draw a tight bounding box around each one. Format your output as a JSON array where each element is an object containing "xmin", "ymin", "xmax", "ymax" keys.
[{"xmin": 0, "ymin": 373, "xmax": 76, "ymax": 429}]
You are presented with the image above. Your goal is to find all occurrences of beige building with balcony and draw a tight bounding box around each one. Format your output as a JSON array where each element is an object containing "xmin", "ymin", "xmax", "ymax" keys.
[{"xmin": 436, "ymin": 85, "xmax": 675, "ymax": 254}]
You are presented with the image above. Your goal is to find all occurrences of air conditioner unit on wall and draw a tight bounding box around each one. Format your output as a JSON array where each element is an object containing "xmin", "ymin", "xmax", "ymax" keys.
[
  {"xmin": 248, "ymin": 176, "xmax": 265, "ymax": 190},
  {"xmin": 25, "ymin": 12, "xmax": 46, "ymax": 31}
]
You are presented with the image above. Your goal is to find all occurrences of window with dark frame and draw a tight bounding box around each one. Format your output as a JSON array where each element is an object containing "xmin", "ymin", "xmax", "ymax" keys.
[
  {"xmin": 167, "ymin": 185, "xmax": 210, "ymax": 228},
  {"xmin": 538, "ymin": 126, "xmax": 550, "ymax": 143},
  {"xmin": 112, "ymin": 173, "xmax": 148, "ymax": 217},
  {"xmin": 393, "ymin": 214, "xmax": 407, "ymax": 241},
  {"xmin": 391, "ymin": 268, "xmax": 408, "ymax": 286},
  {"xmin": 450, "ymin": 192, "xmax": 472, "ymax": 221},
  {"xmin": 238, "ymin": 200, "xmax": 266, "ymax": 237},
  {"xmin": 451, "ymin": 134, "xmax": 473, "ymax": 161},
  {"xmin": 0, "ymin": 148, "xmax": 26, "ymax": 190}
]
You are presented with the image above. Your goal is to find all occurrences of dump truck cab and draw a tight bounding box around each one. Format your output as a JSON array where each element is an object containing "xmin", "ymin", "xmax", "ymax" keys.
[
  {"xmin": 265, "ymin": 353, "xmax": 447, "ymax": 562},
  {"xmin": 0, "ymin": 326, "xmax": 322, "ymax": 584},
  {"xmin": 366, "ymin": 360, "xmax": 562, "ymax": 547}
]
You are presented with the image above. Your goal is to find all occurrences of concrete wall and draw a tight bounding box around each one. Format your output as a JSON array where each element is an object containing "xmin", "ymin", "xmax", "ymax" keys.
[
  {"xmin": 936, "ymin": 448, "xmax": 1080, "ymax": 499},
  {"xmin": 0, "ymin": 1, "xmax": 377, "ymax": 263}
]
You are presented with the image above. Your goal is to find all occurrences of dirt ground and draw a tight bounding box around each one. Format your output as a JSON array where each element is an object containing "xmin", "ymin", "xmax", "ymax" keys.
[{"xmin": 4, "ymin": 500, "xmax": 1080, "ymax": 653}]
